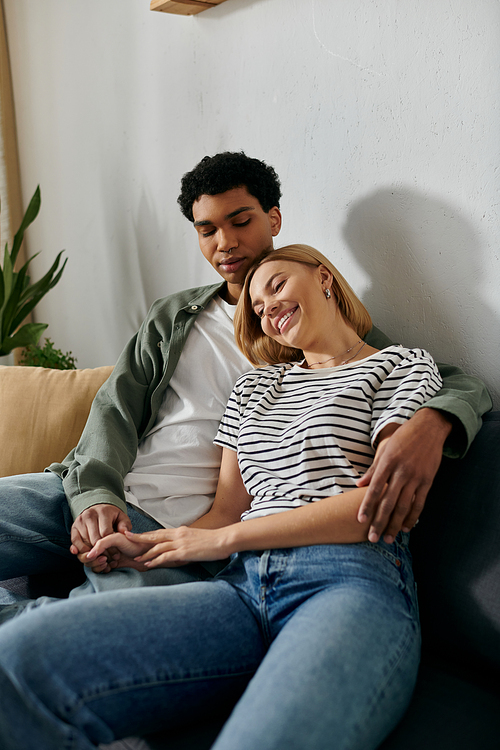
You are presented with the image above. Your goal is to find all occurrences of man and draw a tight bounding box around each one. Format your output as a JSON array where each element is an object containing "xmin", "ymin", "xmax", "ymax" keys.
[{"xmin": 0, "ymin": 152, "xmax": 491, "ymax": 612}]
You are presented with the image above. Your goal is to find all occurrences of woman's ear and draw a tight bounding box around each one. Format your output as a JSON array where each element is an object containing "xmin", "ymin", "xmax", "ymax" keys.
[{"xmin": 317, "ymin": 264, "xmax": 334, "ymax": 292}]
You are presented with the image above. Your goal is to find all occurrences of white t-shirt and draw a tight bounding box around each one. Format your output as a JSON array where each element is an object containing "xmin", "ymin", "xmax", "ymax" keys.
[
  {"xmin": 214, "ymin": 346, "xmax": 442, "ymax": 522},
  {"xmin": 124, "ymin": 296, "xmax": 252, "ymax": 528}
]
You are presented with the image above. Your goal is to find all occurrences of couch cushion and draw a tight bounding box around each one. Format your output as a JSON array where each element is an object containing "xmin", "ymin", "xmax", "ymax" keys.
[
  {"xmin": 410, "ymin": 411, "xmax": 500, "ymax": 675},
  {"xmin": 0, "ymin": 365, "xmax": 113, "ymax": 477},
  {"xmin": 379, "ymin": 658, "xmax": 500, "ymax": 750}
]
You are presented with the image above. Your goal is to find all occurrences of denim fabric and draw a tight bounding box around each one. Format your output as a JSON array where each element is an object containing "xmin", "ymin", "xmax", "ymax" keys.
[
  {"xmin": 0, "ymin": 538, "xmax": 420, "ymax": 750},
  {"xmin": 0, "ymin": 472, "xmax": 76, "ymax": 579},
  {"xmin": 0, "ymin": 472, "xmax": 215, "ymax": 610}
]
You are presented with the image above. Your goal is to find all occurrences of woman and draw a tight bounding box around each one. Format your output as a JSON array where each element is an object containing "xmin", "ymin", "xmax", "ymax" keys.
[{"xmin": 0, "ymin": 245, "xmax": 442, "ymax": 750}]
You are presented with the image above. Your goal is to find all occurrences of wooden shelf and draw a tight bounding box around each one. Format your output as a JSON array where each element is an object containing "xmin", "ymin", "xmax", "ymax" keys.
[{"xmin": 150, "ymin": 0, "xmax": 230, "ymax": 15}]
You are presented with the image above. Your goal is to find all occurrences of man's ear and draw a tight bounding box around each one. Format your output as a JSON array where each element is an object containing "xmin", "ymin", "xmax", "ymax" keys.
[{"xmin": 269, "ymin": 206, "xmax": 282, "ymax": 236}]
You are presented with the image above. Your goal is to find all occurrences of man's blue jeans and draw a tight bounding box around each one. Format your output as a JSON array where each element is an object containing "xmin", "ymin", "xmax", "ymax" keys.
[
  {"xmin": 0, "ymin": 538, "xmax": 420, "ymax": 750},
  {"xmin": 0, "ymin": 472, "xmax": 215, "ymax": 605}
]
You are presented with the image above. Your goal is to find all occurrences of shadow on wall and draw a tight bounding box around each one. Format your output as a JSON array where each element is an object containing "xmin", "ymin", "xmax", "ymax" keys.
[{"xmin": 342, "ymin": 187, "xmax": 498, "ymax": 386}]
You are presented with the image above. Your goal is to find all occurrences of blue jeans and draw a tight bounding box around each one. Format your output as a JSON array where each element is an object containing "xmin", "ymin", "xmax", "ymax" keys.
[
  {"xmin": 0, "ymin": 538, "xmax": 420, "ymax": 750},
  {"xmin": 0, "ymin": 472, "xmax": 216, "ymax": 607}
]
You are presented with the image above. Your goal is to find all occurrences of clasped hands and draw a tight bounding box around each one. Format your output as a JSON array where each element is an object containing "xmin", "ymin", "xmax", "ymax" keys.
[
  {"xmin": 70, "ymin": 503, "xmax": 134, "ymax": 574},
  {"xmin": 70, "ymin": 501, "xmax": 229, "ymax": 573},
  {"xmin": 85, "ymin": 525, "xmax": 228, "ymax": 573}
]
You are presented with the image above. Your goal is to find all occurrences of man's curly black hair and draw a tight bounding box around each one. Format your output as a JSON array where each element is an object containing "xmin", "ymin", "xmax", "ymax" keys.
[{"xmin": 177, "ymin": 152, "xmax": 281, "ymax": 222}]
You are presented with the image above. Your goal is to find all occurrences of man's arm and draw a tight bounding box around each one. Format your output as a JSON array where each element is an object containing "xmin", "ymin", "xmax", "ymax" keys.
[
  {"xmin": 361, "ymin": 326, "xmax": 492, "ymax": 542},
  {"xmin": 58, "ymin": 323, "xmax": 157, "ymax": 569},
  {"xmin": 61, "ymin": 325, "xmax": 158, "ymax": 569},
  {"xmin": 47, "ymin": 300, "xmax": 179, "ymax": 570},
  {"xmin": 365, "ymin": 326, "xmax": 491, "ymax": 454},
  {"xmin": 416, "ymin": 363, "xmax": 492, "ymax": 458},
  {"xmin": 51, "ymin": 285, "xmax": 223, "ymax": 570},
  {"xmin": 51, "ymin": 286, "xmax": 222, "ymax": 518}
]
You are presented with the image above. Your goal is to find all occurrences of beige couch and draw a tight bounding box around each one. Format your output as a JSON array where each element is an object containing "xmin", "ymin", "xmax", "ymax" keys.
[{"xmin": 0, "ymin": 364, "xmax": 113, "ymax": 478}]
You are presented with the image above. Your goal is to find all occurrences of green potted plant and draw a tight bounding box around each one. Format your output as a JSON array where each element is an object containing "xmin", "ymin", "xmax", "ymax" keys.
[
  {"xmin": 0, "ymin": 186, "xmax": 66, "ymax": 358},
  {"xmin": 19, "ymin": 337, "xmax": 76, "ymax": 370}
]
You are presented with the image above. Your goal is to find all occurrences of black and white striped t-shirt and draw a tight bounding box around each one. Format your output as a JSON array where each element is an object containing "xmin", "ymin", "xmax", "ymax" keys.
[{"xmin": 214, "ymin": 346, "xmax": 442, "ymax": 522}]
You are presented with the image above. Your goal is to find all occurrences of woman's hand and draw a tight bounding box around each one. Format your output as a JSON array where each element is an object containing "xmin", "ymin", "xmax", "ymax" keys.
[
  {"xmin": 85, "ymin": 530, "xmax": 156, "ymax": 572},
  {"xmin": 131, "ymin": 527, "xmax": 231, "ymax": 568},
  {"xmin": 86, "ymin": 526, "xmax": 231, "ymax": 569}
]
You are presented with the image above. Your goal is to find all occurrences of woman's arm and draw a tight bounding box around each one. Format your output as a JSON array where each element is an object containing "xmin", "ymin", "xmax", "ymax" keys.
[
  {"xmin": 124, "ymin": 440, "xmax": 394, "ymax": 568},
  {"xmin": 85, "ymin": 482, "xmax": 371, "ymax": 569},
  {"xmin": 88, "ymin": 429, "xmax": 395, "ymax": 569},
  {"xmin": 189, "ymin": 446, "xmax": 253, "ymax": 529},
  {"xmin": 115, "ymin": 485, "xmax": 371, "ymax": 570}
]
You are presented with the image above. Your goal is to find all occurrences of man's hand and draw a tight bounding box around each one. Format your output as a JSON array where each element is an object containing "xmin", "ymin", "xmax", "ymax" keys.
[
  {"xmin": 356, "ymin": 408, "xmax": 453, "ymax": 543},
  {"xmin": 70, "ymin": 504, "xmax": 132, "ymax": 573}
]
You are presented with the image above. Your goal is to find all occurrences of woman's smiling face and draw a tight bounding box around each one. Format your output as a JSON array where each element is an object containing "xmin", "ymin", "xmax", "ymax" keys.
[{"xmin": 249, "ymin": 259, "xmax": 332, "ymax": 350}]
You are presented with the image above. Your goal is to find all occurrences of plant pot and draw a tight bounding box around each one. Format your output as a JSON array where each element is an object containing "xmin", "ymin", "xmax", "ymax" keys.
[{"xmin": 0, "ymin": 353, "xmax": 15, "ymax": 366}]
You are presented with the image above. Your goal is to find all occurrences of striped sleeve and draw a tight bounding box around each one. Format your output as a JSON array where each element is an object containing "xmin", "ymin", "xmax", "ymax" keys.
[
  {"xmin": 371, "ymin": 348, "xmax": 443, "ymax": 444},
  {"xmin": 214, "ymin": 375, "xmax": 248, "ymax": 452}
]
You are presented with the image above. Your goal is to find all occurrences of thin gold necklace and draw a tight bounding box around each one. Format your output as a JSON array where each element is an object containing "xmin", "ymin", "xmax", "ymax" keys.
[{"xmin": 306, "ymin": 340, "xmax": 366, "ymax": 369}]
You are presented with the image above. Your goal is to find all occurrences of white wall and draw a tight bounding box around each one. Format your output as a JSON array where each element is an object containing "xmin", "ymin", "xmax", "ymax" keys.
[{"xmin": 4, "ymin": 0, "xmax": 500, "ymax": 406}]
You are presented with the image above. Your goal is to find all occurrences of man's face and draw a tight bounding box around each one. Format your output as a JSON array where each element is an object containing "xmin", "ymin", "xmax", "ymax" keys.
[{"xmin": 192, "ymin": 187, "xmax": 282, "ymax": 303}]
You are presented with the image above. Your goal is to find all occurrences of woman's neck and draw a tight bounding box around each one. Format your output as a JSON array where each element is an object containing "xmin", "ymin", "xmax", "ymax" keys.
[{"xmin": 301, "ymin": 324, "xmax": 377, "ymax": 370}]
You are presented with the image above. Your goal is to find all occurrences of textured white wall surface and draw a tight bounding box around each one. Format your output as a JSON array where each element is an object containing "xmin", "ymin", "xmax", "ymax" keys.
[{"xmin": 4, "ymin": 0, "xmax": 500, "ymax": 406}]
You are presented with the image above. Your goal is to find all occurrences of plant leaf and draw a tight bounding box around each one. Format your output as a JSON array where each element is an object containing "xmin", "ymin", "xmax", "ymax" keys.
[
  {"xmin": 0, "ymin": 246, "xmax": 14, "ymax": 339},
  {"xmin": 0, "ymin": 322, "xmax": 47, "ymax": 356},
  {"xmin": 1, "ymin": 243, "xmax": 14, "ymax": 305},
  {"xmin": 18, "ymin": 251, "xmax": 66, "ymax": 306},
  {"xmin": 1, "ymin": 267, "xmax": 29, "ymax": 341},
  {"xmin": 9, "ymin": 186, "xmax": 41, "ymax": 268},
  {"xmin": 0, "ymin": 242, "xmax": 7, "ymax": 310},
  {"xmin": 11, "ymin": 253, "xmax": 67, "ymax": 332},
  {"xmin": 1, "ymin": 251, "xmax": 40, "ymax": 339},
  {"xmin": 0, "ymin": 186, "xmax": 68, "ymax": 356}
]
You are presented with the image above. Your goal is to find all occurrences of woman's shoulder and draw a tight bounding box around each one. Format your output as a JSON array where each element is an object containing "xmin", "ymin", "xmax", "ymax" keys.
[
  {"xmin": 232, "ymin": 361, "xmax": 296, "ymax": 389},
  {"xmin": 364, "ymin": 346, "xmax": 439, "ymax": 380},
  {"xmin": 370, "ymin": 344, "xmax": 436, "ymax": 364}
]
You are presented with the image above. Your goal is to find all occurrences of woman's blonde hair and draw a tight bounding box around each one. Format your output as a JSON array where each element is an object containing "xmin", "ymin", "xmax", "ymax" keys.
[{"xmin": 234, "ymin": 244, "xmax": 372, "ymax": 366}]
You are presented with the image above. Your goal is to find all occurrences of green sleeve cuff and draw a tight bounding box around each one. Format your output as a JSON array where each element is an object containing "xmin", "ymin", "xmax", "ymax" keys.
[
  {"xmin": 67, "ymin": 490, "xmax": 128, "ymax": 521},
  {"xmin": 416, "ymin": 395, "xmax": 486, "ymax": 459}
]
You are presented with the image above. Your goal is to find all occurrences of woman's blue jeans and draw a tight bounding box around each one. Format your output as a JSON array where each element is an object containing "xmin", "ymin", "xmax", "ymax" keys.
[{"xmin": 0, "ymin": 536, "xmax": 420, "ymax": 750}]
